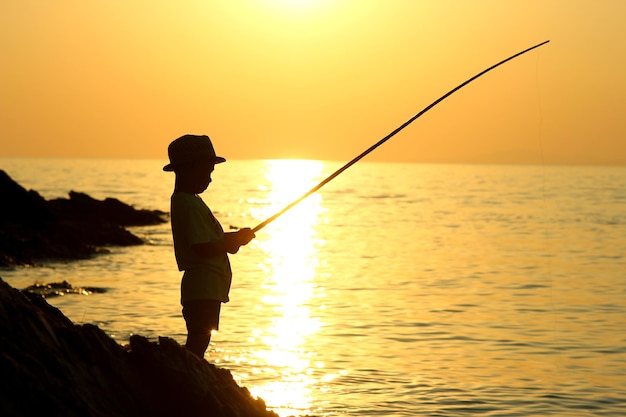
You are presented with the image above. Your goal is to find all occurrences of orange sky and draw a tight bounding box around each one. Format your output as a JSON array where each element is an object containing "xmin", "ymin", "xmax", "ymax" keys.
[{"xmin": 1, "ymin": 0, "xmax": 625, "ymax": 165}]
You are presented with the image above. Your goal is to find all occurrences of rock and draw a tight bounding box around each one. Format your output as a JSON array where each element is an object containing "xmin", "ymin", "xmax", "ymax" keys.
[
  {"xmin": 47, "ymin": 191, "xmax": 166, "ymax": 227},
  {"xmin": 21, "ymin": 280, "xmax": 107, "ymax": 298},
  {"xmin": 0, "ymin": 170, "xmax": 167, "ymax": 267},
  {"xmin": 0, "ymin": 277, "xmax": 281, "ymax": 417},
  {"xmin": 0, "ymin": 170, "xmax": 53, "ymax": 224}
]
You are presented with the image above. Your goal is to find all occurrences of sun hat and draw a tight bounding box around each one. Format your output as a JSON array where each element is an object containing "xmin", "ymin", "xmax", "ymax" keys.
[{"xmin": 163, "ymin": 134, "xmax": 226, "ymax": 172}]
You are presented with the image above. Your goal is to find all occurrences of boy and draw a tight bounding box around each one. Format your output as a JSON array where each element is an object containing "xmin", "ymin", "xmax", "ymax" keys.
[{"xmin": 163, "ymin": 134, "xmax": 255, "ymax": 359}]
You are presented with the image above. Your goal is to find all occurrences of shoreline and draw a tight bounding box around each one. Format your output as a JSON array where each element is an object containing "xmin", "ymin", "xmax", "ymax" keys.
[
  {"xmin": 0, "ymin": 169, "xmax": 166, "ymax": 267},
  {"xmin": 0, "ymin": 277, "xmax": 289, "ymax": 417}
]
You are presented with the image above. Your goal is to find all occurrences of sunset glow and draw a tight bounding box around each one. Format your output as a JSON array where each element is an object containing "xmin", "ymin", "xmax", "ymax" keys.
[
  {"xmin": 264, "ymin": 0, "xmax": 328, "ymax": 13},
  {"xmin": 1, "ymin": 1, "xmax": 625, "ymax": 165},
  {"xmin": 246, "ymin": 160, "xmax": 326, "ymax": 414}
]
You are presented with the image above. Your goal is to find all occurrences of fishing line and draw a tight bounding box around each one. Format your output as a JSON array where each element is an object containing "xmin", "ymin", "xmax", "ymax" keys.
[
  {"xmin": 252, "ymin": 40, "xmax": 551, "ymax": 233},
  {"xmin": 533, "ymin": 42, "xmax": 560, "ymax": 383}
]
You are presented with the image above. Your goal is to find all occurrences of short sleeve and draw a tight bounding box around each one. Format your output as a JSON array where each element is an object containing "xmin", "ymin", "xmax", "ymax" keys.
[{"xmin": 185, "ymin": 202, "xmax": 218, "ymax": 245}]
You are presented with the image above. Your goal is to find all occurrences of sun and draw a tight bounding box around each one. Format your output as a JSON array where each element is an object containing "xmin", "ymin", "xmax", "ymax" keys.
[{"xmin": 265, "ymin": 0, "xmax": 328, "ymax": 13}]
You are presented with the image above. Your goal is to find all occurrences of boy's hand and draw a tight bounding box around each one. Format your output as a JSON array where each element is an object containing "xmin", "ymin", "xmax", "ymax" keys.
[
  {"xmin": 224, "ymin": 228, "xmax": 255, "ymax": 254},
  {"xmin": 235, "ymin": 228, "xmax": 255, "ymax": 246}
]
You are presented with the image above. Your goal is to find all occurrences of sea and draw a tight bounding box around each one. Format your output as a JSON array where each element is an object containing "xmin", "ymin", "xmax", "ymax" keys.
[{"xmin": 0, "ymin": 157, "xmax": 625, "ymax": 417}]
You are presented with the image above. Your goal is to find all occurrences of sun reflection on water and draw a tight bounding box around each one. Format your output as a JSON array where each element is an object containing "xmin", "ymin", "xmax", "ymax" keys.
[{"xmin": 247, "ymin": 160, "xmax": 326, "ymax": 416}]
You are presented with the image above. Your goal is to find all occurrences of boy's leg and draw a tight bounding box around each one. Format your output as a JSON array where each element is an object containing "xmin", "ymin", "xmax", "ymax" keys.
[{"xmin": 182, "ymin": 299, "xmax": 221, "ymax": 358}]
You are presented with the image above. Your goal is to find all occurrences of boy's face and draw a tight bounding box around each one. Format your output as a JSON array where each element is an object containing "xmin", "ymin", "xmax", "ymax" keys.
[{"xmin": 187, "ymin": 160, "xmax": 216, "ymax": 194}]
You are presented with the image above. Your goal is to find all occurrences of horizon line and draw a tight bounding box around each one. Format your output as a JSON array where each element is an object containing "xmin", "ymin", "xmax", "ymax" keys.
[{"xmin": 0, "ymin": 154, "xmax": 625, "ymax": 168}]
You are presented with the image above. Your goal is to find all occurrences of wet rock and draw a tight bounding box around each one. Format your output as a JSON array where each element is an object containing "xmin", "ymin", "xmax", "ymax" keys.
[
  {"xmin": 21, "ymin": 280, "xmax": 107, "ymax": 298},
  {"xmin": 0, "ymin": 170, "xmax": 167, "ymax": 267},
  {"xmin": 0, "ymin": 277, "xmax": 280, "ymax": 417}
]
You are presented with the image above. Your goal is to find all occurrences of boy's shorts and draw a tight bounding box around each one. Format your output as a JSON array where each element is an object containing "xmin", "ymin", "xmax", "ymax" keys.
[{"xmin": 182, "ymin": 299, "xmax": 221, "ymax": 332}]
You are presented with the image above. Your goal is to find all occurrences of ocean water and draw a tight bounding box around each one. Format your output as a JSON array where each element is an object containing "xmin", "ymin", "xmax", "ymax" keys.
[{"xmin": 1, "ymin": 157, "xmax": 625, "ymax": 417}]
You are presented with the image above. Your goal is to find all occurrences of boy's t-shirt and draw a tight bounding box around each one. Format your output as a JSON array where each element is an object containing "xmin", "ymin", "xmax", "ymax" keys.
[{"xmin": 170, "ymin": 192, "xmax": 232, "ymax": 303}]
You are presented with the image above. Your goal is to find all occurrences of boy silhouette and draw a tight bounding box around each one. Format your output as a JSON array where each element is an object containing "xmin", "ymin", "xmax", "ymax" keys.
[{"xmin": 164, "ymin": 134, "xmax": 255, "ymax": 358}]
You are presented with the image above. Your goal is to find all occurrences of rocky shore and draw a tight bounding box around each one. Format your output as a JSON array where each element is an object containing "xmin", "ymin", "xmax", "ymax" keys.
[
  {"xmin": 0, "ymin": 278, "xmax": 280, "ymax": 417},
  {"xmin": 0, "ymin": 171, "xmax": 303, "ymax": 417},
  {"xmin": 0, "ymin": 169, "xmax": 166, "ymax": 267}
]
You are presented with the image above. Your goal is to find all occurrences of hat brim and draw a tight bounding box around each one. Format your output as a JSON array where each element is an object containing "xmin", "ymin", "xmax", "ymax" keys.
[{"xmin": 163, "ymin": 156, "xmax": 226, "ymax": 172}]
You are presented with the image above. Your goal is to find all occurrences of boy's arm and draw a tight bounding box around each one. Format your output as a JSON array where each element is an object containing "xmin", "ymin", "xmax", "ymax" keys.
[{"xmin": 192, "ymin": 228, "xmax": 255, "ymax": 257}]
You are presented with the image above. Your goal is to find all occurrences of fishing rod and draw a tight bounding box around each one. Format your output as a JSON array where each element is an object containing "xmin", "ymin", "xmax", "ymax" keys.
[{"xmin": 251, "ymin": 40, "xmax": 550, "ymax": 234}]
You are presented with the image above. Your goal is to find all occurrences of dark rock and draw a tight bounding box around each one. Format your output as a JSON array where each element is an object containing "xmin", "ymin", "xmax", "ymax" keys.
[
  {"xmin": 0, "ymin": 170, "xmax": 54, "ymax": 225},
  {"xmin": 0, "ymin": 277, "xmax": 280, "ymax": 417},
  {"xmin": 47, "ymin": 191, "xmax": 166, "ymax": 227},
  {"xmin": 0, "ymin": 170, "xmax": 167, "ymax": 267},
  {"xmin": 22, "ymin": 280, "xmax": 107, "ymax": 298}
]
